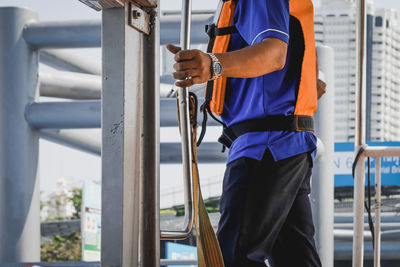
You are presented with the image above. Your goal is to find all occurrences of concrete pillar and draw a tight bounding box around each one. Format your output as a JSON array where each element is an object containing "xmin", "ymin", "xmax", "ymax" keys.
[
  {"xmin": 0, "ymin": 7, "xmax": 40, "ymax": 262},
  {"xmin": 311, "ymin": 45, "xmax": 335, "ymax": 267}
]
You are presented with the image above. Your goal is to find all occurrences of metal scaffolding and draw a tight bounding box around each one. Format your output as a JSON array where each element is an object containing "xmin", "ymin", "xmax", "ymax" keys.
[{"xmin": 4, "ymin": 0, "xmax": 400, "ymax": 266}]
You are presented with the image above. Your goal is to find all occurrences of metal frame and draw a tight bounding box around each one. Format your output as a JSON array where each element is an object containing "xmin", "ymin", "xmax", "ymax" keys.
[
  {"xmin": 311, "ymin": 45, "xmax": 335, "ymax": 267},
  {"xmin": 140, "ymin": 4, "xmax": 160, "ymax": 267},
  {"xmin": 0, "ymin": 7, "xmax": 40, "ymax": 262},
  {"xmin": 353, "ymin": 1, "xmax": 400, "ymax": 266},
  {"xmin": 160, "ymin": 0, "xmax": 194, "ymax": 241}
]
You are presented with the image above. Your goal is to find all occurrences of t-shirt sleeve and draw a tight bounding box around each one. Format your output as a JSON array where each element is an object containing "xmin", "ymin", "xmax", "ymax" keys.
[{"xmin": 234, "ymin": 0, "xmax": 290, "ymax": 45}]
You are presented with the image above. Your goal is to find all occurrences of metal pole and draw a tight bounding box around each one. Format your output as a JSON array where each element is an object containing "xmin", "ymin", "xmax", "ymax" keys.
[
  {"xmin": 353, "ymin": 0, "xmax": 367, "ymax": 266},
  {"xmin": 178, "ymin": 0, "xmax": 194, "ymax": 235},
  {"xmin": 101, "ymin": 6, "xmax": 142, "ymax": 267},
  {"xmin": 160, "ymin": 14, "xmax": 210, "ymax": 44},
  {"xmin": 40, "ymin": 129, "xmax": 101, "ymax": 156},
  {"xmin": 374, "ymin": 157, "xmax": 382, "ymax": 267},
  {"xmin": 160, "ymin": 98, "xmax": 219, "ymax": 127},
  {"xmin": 39, "ymin": 70, "xmax": 101, "ymax": 99},
  {"xmin": 25, "ymin": 101, "xmax": 101, "ymax": 129},
  {"xmin": 23, "ymin": 20, "xmax": 101, "ymax": 48},
  {"xmin": 40, "ymin": 49, "xmax": 101, "ymax": 75},
  {"xmin": 140, "ymin": 5, "xmax": 160, "ymax": 267},
  {"xmin": 0, "ymin": 7, "xmax": 40, "ymax": 262},
  {"xmin": 311, "ymin": 45, "xmax": 335, "ymax": 267}
]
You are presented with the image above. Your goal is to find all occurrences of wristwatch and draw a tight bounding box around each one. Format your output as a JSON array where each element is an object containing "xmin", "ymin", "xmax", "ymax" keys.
[{"xmin": 208, "ymin": 53, "xmax": 222, "ymax": 80}]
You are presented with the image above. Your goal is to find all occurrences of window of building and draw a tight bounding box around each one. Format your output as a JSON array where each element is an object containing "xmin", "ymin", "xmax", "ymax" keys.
[{"xmin": 375, "ymin": 16, "xmax": 383, "ymax": 27}]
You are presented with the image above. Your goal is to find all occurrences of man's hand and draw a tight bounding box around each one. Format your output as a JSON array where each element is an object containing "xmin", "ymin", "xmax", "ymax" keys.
[{"xmin": 166, "ymin": 43, "xmax": 212, "ymax": 88}]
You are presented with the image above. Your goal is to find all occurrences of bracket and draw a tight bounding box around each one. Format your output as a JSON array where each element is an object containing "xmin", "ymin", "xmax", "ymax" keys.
[
  {"xmin": 128, "ymin": 2, "xmax": 151, "ymax": 35},
  {"xmin": 78, "ymin": 0, "xmax": 157, "ymax": 10}
]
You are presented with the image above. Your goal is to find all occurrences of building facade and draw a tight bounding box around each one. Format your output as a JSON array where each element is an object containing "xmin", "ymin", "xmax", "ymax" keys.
[{"xmin": 316, "ymin": 0, "xmax": 400, "ymax": 141}]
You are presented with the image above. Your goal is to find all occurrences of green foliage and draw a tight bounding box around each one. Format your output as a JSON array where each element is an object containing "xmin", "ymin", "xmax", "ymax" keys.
[
  {"xmin": 41, "ymin": 232, "xmax": 82, "ymax": 261},
  {"xmin": 70, "ymin": 188, "xmax": 82, "ymax": 219},
  {"xmin": 40, "ymin": 186, "xmax": 83, "ymax": 261}
]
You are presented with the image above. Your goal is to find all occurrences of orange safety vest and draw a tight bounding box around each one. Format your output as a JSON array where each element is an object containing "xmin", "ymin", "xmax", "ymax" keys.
[{"xmin": 197, "ymin": 0, "xmax": 318, "ymax": 147}]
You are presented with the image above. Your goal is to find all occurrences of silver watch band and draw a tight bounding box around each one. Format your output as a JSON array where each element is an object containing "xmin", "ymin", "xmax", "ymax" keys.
[{"xmin": 207, "ymin": 53, "xmax": 222, "ymax": 80}]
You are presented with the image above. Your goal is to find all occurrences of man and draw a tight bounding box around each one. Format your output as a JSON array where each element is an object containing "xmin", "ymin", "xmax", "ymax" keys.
[{"xmin": 167, "ymin": 0, "xmax": 322, "ymax": 266}]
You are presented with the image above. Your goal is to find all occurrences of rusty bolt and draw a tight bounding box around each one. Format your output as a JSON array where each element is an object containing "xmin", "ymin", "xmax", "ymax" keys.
[{"xmin": 132, "ymin": 10, "xmax": 141, "ymax": 19}]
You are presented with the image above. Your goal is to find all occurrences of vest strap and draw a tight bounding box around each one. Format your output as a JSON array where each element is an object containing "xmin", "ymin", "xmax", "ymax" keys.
[
  {"xmin": 206, "ymin": 23, "xmax": 238, "ymax": 39},
  {"xmin": 218, "ymin": 115, "xmax": 314, "ymax": 148}
]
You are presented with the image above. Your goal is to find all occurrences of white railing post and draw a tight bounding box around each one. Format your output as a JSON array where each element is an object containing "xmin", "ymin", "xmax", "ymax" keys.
[
  {"xmin": 311, "ymin": 45, "xmax": 335, "ymax": 267},
  {"xmin": 101, "ymin": 5, "xmax": 143, "ymax": 267},
  {"xmin": 374, "ymin": 157, "xmax": 382, "ymax": 267},
  {"xmin": 353, "ymin": 0, "xmax": 367, "ymax": 266},
  {"xmin": 0, "ymin": 7, "xmax": 40, "ymax": 262}
]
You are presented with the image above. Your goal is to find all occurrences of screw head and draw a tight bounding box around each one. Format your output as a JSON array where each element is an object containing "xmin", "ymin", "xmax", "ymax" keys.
[{"xmin": 132, "ymin": 10, "xmax": 141, "ymax": 19}]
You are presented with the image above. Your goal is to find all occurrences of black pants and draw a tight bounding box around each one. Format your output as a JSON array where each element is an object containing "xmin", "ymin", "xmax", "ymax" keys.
[{"xmin": 217, "ymin": 149, "xmax": 322, "ymax": 267}]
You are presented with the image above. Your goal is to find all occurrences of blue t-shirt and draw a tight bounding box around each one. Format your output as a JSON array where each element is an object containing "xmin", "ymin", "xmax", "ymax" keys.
[{"xmin": 221, "ymin": 0, "xmax": 317, "ymax": 164}]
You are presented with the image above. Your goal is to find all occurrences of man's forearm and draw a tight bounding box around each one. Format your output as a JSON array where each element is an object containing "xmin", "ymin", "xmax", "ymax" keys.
[
  {"xmin": 166, "ymin": 37, "xmax": 288, "ymax": 88},
  {"xmin": 217, "ymin": 37, "xmax": 288, "ymax": 78}
]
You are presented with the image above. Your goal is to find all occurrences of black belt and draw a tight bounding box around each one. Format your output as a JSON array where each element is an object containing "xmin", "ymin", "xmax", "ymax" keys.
[{"xmin": 218, "ymin": 115, "xmax": 314, "ymax": 149}]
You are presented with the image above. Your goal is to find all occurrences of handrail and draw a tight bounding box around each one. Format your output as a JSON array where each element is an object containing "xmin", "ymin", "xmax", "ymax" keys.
[
  {"xmin": 353, "ymin": 0, "xmax": 367, "ymax": 266},
  {"xmin": 352, "ymin": 145, "xmax": 400, "ymax": 267},
  {"xmin": 160, "ymin": 0, "xmax": 194, "ymax": 240}
]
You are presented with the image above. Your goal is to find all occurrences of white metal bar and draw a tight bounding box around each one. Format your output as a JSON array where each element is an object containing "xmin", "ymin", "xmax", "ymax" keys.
[
  {"xmin": 353, "ymin": 155, "xmax": 366, "ymax": 267},
  {"xmin": 26, "ymin": 98, "xmax": 217, "ymax": 129},
  {"xmin": 0, "ymin": 7, "xmax": 40, "ymax": 262},
  {"xmin": 353, "ymin": 0, "xmax": 367, "ymax": 265},
  {"xmin": 23, "ymin": 15, "xmax": 210, "ymax": 49},
  {"xmin": 24, "ymin": 20, "xmax": 101, "ymax": 48},
  {"xmin": 25, "ymin": 101, "xmax": 101, "ymax": 129},
  {"xmin": 161, "ymin": 0, "xmax": 194, "ymax": 240},
  {"xmin": 39, "ymin": 70, "xmax": 101, "ymax": 99},
  {"xmin": 362, "ymin": 146, "xmax": 400, "ymax": 158},
  {"xmin": 311, "ymin": 45, "xmax": 335, "ymax": 267},
  {"xmin": 160, "ymin": 14, "xmax": 209, "ymax": 44},
  {"xmin": 374, "ymin": 157, "xmax": 382, "ymax": 267},
  {"xmin": 40, "ymin": 129, "xmax": 101, "ymax": 156},
  {"xmin": 160, "ymin": 98, "xmax": 219, "ymax": 127},
  {"xmin": 40, "ymin": 49, "xmax": 101, "ymax": 75},
  {"xmin": 101, "ymin": 6, "xmax": 142, "ymax": 267}
]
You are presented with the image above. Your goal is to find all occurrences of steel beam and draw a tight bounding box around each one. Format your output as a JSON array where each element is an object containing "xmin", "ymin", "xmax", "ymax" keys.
[
  {"xmin": 39, "ymin": 72, "xmax": 185, "ymax": 99},
  {"xmin": 39, "ymin": 71, "xmax": 101, "ymax": 99},
  {"xmin": 353, "ymin": 0, "xmax": 368, "ymax": 266},
  {"xmin": 25, "ymin": 99, "xmax": 217, "ymax": 129},
  {"xmin": 38, "ymin": 129, "xmax": 227, "ymax": 163},
  {"xmin": 160, "ymin": 14, "xmax": 210, "ymax": 45},
  {"xmin": 25, "ymin": 101, "xmax": 101, "ymax": 129},
  {"xmin": 0, "ymin": 7, "xmax": 40, "ymax": 262},
  {"xmin": 40, "ymin": 49, "xmax": 101, "ymax": 75},
  {"xmin": 40, "ymin": 129, "xmax": 101, "ymax": 156},
  {"xmin": 23, "ymin": 15, "xmax": 211, "ymax": 49},
  {"xmin": 310, "ymin": 45, "xmax": 335, "ymax": 267},
  {"xmin": 24, "ymin": 20, "xmax": 101, "ymax": 48},
  {"xmin": 161, "ymin": 98, "xmax": 219, "ymax": 127},
  {"xmin": 101, "ymin": 6, "xmax": 142, "ymax": 267},
  {"xmin": 140, "ymin": 5, "xmax": 160, "ymax": 267}
]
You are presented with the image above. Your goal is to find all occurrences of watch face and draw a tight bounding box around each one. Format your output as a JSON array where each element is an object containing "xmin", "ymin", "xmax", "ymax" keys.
[{"xmin": 214, "ymin": 62, "xmax": 222, "ymax": 75}]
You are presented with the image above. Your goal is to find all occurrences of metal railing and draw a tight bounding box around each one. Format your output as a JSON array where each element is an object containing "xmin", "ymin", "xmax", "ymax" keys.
[
  {"xmin": 352, "ymin": 146, "xmax": 400, "ymax": 267},
  {"xmin": 353, "ymin": 1, "xmax": 400, "ymax": 266},
  {"xmin": 160, "ymin": 0, "xmax": 194, "ymax": 241}
]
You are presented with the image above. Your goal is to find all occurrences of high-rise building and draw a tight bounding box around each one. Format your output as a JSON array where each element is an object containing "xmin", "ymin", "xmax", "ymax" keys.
[{"xmin": 315, "ymin": 0, "xmax": 400, "ymax": 141}]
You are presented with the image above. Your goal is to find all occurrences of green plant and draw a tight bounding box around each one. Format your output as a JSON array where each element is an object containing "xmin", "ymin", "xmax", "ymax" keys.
[
  {"xmin": 41, "ymin": 232, "xmax": 82, "ymax": 261},
  {"xmin": 70, "ymin": 188, "xmax": 82, "ymax": 219}
]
